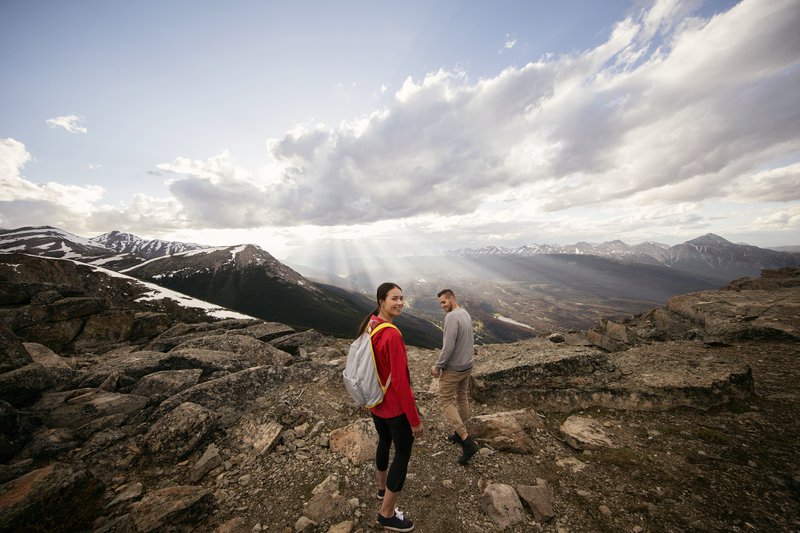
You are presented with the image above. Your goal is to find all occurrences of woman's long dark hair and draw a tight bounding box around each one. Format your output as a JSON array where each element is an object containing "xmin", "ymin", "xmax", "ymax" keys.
[{"xmin": 356, "ymin": 282, "xmax": 401, "ymax": 336}]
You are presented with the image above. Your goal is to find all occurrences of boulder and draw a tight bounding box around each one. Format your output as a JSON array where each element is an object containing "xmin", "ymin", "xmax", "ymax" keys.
[
  {"xmin": 33, "ymin": 388, "xmax": 148, "ymax": 428},
  {"xmin": 329, "ymin": 418, "xmax": 376, "ymax": 464},
  {"xmin": 0, "ymin": 363, "xmax": 57, "ymax": 407},
  {"xmin": 19, "ymin": 427, "xmax": 79, "ymax": 459},
  {"xmin": 190, "ymin": 443, "xmax": 223, "ymax": 482},
  {"xmin": 154, "ymin": 364, "xmax": 298, "ymax": 419},
  {"xmin": 130, "ymin": 312, "xmax": 171, "ymax": 341},
  {"xmin": 227, "ymin": 414, "xmax": 282, "ymax": 457},
  {"xmin": 130, "ymin": 368, "xmax": 203, "ymax": 403},
  {"xmin": 269, "ymin": 329, "xmax": 329, "ymax": 357},
  {"xmin": 23, "ymin": 342, "xmax": 73, "ymax": 370},
  {"xmin": 76, "ymin": 349, "xmax": 255, "ymax": 388},
  {"xmin": 304, "ymin": 492, "xmax": 348, "ymax": 523},
  {"xmin": 107, "ymin": 481, "xmax": 143, "ymax": 508},
  {"xmin": 47, "ymin": 296, "xmax": 107, "ymax": 321},
  {"xmin": 516, "ymin": 479, "xmax": 555, "ymax": 523},
  {"xmin": 72, "ymin": 310, "xmax": 136, "ymax": 351},
  {"xmin": 0, "ymin": 463, "xmax": 104, "ymax": 531},
  {"xmin": 143, "ymin": 402, "xmax": 218, "ymax": 461},
  {"xmin": 129, "ymin": 485, "xmax": 213, "ymax": 533},
  {"xmin": 228, "ymin": 321, "xmax": 296, "ymax": 342},
  {"xmin": 480, "ymin": 483, "xmax": 526, "ymax": 529},
  {"xmin": 16, "ymin": 319, "xmax": 83, "ymax": 353},
  {"xmin": 0, "ymin": 399, "xmax": 36, "ymax": 462},
  {"xmin": 469, "ymin": 409, "xmax": 542, "ymax": 453},
  {"xmin": 0, "ymin": 324, "xmax": 33, "ymax": 373},
  {"xmin": 171, "ymin": 333, "xmax": 293, "ymax": 366}
]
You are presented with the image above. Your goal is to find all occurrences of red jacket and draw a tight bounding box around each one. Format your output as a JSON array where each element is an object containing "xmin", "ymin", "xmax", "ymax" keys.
[{"xmin": 368, "ymin": 317, "xmax": 420, "ymax": 427}]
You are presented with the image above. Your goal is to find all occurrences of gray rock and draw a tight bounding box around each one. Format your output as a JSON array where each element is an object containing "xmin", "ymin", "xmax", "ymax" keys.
[
  {"xmin": 293, "ymin": 516, "xmax": 317, "ymax": 533},
  {"xmin": 143, "ymin": 402, "xmax": 218, "ymax": 461},
  {"xmin": 33, "ymin": 388, "xmax": 148, "ymax": 428},
  {"xmin": 47, "ymin": 296, "xmax": 107, "ymax": 321},
  {"xmin": 76, "ymin": 348, "xmax": 254, "ymax": 388},
  {"xmin": 19, "ymin": 427, "xmax": 79, "ymax": 459},
  {"xmin": 0, "ymin": 462, "xmax": 104, "ymax": 531},
  {"xmin": 329, "ymin": 419, "xmax": 376, "ymax": 464},
  {"xmin": 154, "ymin": 365, "xmax": 298, "ymax": 419},
  {"xmin": 469, "ymin": 409, "xmax": 542, "ymax": 453},
  {"xmin": 227, "ymin": 321, "xmax": 296, "ymax": 342},
  {"xmin": 560, "ymin": 415, "xmax": 613, "ymax": 450},
  {"xmin": 0, "ymin": 363, "xmax": 57, "ymax": 407},
  {"xmin": 130, "ymin": 368, "xmax": 203, "ymax": 403},
  {"xmin": 269, "ymin": 329, "xmax": 329, "ymax": 357},
  {"xmin": 130, "ymin": 311, "xmax": 171, "ymax": 341},
  {"xmin": 107, "ymin": 481, "xmax": 144, "ymax": 507},
  {"xmin": 129, "ymin": 485, "xmax": 213, "ymax": 533},
  {"xmin": 72, "ymin": 310, "xmax": 136, "ymax": 351},
  {"xmin": 480, "ymin": 483, "xmax": 526, "ymax": 529},
  {"xmin": 172, "ymin": 333, "xmax": 293, "ymax": 367},
  {"xmin": 328, "ymin": 520, "xmax": 354, "ymax": 533},
  {"xmin": 516, "ymin": 479, "xmax": 555, "ymax": 523},
  {"xmin": 228, "ymin": 414, "xmax": 282, "ymax": 457},
  {"xmin": 0, "ymin": 324, "xmax": 33, "ymax": 373},
  {"xmin": 304, "ymin": 492, "xmax": 348, "ymax": 523},
  {"xmin": 16, "ymin": 318, "xmax": 83, "ymax": 352},
  {"xmin": 191, "ymin": 443, "xmax": 223, "ymax": 482}
]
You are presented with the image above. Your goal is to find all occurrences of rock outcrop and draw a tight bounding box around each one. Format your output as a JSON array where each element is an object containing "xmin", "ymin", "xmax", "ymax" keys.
[{"xmin": 1, "ymin": 256, "xmax": 798, "ymax": 532}]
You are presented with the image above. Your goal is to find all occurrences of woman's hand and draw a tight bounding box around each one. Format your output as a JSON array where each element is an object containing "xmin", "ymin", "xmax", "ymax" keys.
[{"xmin": 411, "ymin": 423, "xmax": 424, "ymax": 438}]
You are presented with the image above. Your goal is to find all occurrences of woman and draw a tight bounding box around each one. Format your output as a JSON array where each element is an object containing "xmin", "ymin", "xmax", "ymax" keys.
[{"xmin": 357, "ymin": 282, "xmax": 422, "ymax": 532}]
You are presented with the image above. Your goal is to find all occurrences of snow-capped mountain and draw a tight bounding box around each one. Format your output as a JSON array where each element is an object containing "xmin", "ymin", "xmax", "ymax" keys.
[
  {"xmin": 0, "ymin": 226, "xmax": 116, "ymax": 261},
  {"xmin": 0, "ymin": 226, "xmax": 442, "ymax": 345},
  {"xmin": 90, "ymin": 230, "xmax": 208, "ymax": 259},
  {"xmin": 452, "ymin": 233, "xmax": 799, "ymax": 281}
]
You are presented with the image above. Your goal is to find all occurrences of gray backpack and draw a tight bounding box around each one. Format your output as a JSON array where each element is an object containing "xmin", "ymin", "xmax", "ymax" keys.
[{"xmin": 342, "ymin": 322, "xmax": 397, "ymax": 407}]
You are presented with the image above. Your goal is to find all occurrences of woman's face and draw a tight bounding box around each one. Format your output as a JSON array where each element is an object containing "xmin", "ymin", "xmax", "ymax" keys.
[{"xmin": 379, "ymin": 287, "xmax": 404, "ymax": 319}]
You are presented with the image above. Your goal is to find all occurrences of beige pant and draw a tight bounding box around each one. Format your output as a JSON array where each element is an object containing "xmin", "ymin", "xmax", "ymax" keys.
[{"xmin": 437, "ymin": 369, "xmax": 472, "ymax": 437}]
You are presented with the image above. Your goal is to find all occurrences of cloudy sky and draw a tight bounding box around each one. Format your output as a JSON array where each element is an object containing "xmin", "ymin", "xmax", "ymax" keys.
[{"xmin": 1, "ymin": 0, "xmax": 798, "ymax": 265}]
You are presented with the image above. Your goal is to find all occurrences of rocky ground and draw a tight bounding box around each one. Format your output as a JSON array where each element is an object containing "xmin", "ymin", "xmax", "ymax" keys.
[{"xmin": 1, "ymin": 259, "xmax": 798, "ymax": 532}]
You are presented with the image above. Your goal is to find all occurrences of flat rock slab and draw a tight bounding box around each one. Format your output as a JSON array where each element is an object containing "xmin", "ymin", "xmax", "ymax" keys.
[
  {"xmin": 666, "ymin": 287, "xmax": 800, "ymax": 341},
  {"xmin": 32, "ymin": 388, "xmax": 148, "ymax": 428},
  {"xmin": 472, "ymin": 338, "xmax": 752, "ymax": 411},
  {"xmin": 129, "ymin": 485, "xmax": 213, "ymax": 533},
  {"xmin": 560, "ymin": 415, "xmax": 614, "ymax": 450},
  {"xmin": 329, "ymin": 418, "xmax": 376, "ymax": 464}
]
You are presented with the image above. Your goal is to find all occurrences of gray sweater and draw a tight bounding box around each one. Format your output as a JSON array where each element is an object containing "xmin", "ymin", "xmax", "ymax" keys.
[{"xmin": 435, "ymin": 307, "xmax": 474, "ymax": 372}]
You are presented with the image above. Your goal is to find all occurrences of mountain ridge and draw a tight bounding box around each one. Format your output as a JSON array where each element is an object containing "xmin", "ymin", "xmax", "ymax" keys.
[{"xmin": 3, "ymin": 226, "xmax": 798, "ymax": 345}]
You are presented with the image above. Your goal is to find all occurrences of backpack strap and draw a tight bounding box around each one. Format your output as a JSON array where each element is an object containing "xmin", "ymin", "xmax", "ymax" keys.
[{"xmin": 368, "ymin": 322, "xmax": 399, "ymax": 391}]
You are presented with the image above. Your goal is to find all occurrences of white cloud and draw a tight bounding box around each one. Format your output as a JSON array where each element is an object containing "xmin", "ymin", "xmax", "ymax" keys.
[
  {"xmin": 45, "ymin": 114, "xmax": 88, "ymax": 134},
  {"xmin": 161, "ymin": 0, "xmax": 796, "ymax": 230},
  {"xmin": 4, "ymin": 0, "xmax": 799, "ymax": 252},
  {"xmin": 752, "ymin": 206, "xmax": 800, "ymax": 229},
  {"xmin": 501, "ymin": 33, "xmax": 517, "ymax": 52},
  {"xmin": 0, "ymin": 138, "xmax": 105, "ymax": 230}
]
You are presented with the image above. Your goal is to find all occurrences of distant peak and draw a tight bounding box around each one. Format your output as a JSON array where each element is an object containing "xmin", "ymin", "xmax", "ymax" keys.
[{"xmin": 688, "ymin": 233, "xmax": 731, "ymax": 245}]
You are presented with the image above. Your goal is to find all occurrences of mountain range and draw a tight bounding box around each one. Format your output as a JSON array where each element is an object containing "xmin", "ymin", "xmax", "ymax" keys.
[
  {"xmin": 451, "ymin": 233, "xmax": 800, "ymax": 282},
  {"xmin": 1, "ymin": 226, "xmax": 798, "ymax": 346}
]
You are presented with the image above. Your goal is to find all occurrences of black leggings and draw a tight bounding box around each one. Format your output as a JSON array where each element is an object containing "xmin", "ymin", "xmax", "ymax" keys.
[{"xmin": 372, "ymin": 413, "xmax": 415, "ymax": 492}]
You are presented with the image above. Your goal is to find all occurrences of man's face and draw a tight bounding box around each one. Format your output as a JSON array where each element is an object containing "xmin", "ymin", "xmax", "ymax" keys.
[{"xmin": 438, "ymin": 295, "xmax": 454, "ymax": 313}]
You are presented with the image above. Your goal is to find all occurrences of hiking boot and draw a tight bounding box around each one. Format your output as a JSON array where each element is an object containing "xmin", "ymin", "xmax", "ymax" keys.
[
  {"xmin": 377, "ymin": 508, "xmax": 414, "ymax": 532},
  {"xmin": 376, "ymin": 488, "xmax": 385, "ymax": 499},
  {"xmin": 447, "ymin": 431, "xmax": 463, "ymax": 445},
  {"xmin": 458, "ymin": 436, "xmax": 479, "ymax": 465}
]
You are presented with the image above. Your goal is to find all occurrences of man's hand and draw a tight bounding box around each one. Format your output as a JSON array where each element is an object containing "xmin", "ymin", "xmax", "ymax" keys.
[
  {"xmin": 430, "ymin": 365, "xmax": 441, "ymax": 378},
  {"xmin": 411, "ymin": 423, "xmax": 424, "ymax": 438}
]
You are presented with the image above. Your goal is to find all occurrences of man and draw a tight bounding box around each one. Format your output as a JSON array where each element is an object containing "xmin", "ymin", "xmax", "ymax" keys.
[{"xmin": 430, "ymin": 289, "xmax": 479, "ymax": 465}]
